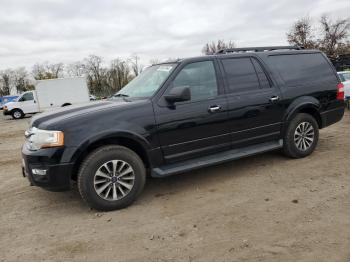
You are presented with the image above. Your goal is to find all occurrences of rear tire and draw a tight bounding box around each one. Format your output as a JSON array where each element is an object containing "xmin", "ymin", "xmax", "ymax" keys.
[
  {"xmin": 11, "ymin": 109, "xmax": 24, "ymax": 119},
  {"xmin": 283, "ymin": 113, "xmax": 319, "ymax": 158},
  {"xmin": 77, "ymin": 145, "xmax": 146, "ymax": 211}
]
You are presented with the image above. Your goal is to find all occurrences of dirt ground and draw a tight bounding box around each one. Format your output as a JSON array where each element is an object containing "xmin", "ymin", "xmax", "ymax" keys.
[{"xmin": 0, "ymin": 111, "xmax": 349, "ymax": 262}]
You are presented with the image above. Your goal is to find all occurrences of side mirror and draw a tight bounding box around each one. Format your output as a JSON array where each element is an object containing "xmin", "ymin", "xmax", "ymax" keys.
[{"xmin": 164, "ymin": 86, "xmax": 191, "ymax": 103}]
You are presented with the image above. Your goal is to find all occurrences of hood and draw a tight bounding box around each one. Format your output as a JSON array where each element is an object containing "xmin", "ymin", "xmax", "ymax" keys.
[
  {"xmin": 3, "ymin": 101, "xmax": 17, "ymax": 108},
  {"xmin": 30, "ymin": 99, "xmax": 148, "ymax": 129}
]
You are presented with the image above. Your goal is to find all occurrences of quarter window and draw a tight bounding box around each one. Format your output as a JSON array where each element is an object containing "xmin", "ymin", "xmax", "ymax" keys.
[
  {"xmin": 221, "ymin": 58, "xmax": 260, "ymax": 93},
  {"xmin": 172, "ymin": 61, "xmax": 218, "ymax": 101},
  {"xmin": 269, "ymin": 53, "xmax": 337, "ymax": 86}
]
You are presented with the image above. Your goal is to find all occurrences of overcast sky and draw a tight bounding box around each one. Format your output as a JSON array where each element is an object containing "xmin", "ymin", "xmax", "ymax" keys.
[{"xmin": 0, "ymin": 0, "xmax": 349, "ymax": 70}]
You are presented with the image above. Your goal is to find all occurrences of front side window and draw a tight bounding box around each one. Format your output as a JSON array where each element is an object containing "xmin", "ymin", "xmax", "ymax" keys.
[
  {"xmin": 20, "ymin": 92, "xmax": 34, "ymax": 101},
  {"xmin": 221, "ymin": 58, "xmax": 260, "ymax": 93},
  {"xmin": 114, "ymin": 64, "xmax": 176, "ymax": 98},
  {"xmin": 171, "ymin": 61, "xmax": 218, "ymax": 101}
]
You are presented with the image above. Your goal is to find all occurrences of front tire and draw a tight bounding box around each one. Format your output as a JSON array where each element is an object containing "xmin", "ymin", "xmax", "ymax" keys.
[
  {"xmin": 283, "ymin": 113, "xmax": 319, "ymax": 158},
  {"xmin": 77, "ymin": 145, "xmax": 146, "ymax": 211},
  {"xmin": 11, "ymin": 109, "xmax": 24, "ymax": 119}
]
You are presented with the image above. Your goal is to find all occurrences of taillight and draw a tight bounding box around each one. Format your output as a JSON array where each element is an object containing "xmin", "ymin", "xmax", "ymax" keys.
[{"xmin": 337, "ymin": 82, "xmax": 344, "ymax": 101}]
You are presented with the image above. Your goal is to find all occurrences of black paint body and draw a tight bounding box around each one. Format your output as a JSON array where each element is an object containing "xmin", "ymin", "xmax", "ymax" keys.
[{"xmin": 22, "ymin": 50, "xmax": 345, "ymax": 191}]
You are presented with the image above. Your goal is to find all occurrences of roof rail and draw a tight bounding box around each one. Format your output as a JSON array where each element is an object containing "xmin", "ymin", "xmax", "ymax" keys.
[{"xmin": 216, "ymin": 46, "xmax": 303, "ymax": 54}]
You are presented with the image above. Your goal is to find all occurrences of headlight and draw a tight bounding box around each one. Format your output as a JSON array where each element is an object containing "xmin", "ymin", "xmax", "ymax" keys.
[
  {"xmin": 25, "ymin": 127, "xmax": 64, "ymax": 151},
  {"xmin": 3, "ymin": 106, "xmax": 7, "ymax": 110}
]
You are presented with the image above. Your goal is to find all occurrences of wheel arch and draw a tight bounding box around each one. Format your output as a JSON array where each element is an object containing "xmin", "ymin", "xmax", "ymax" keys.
[
  {"xmin": 70, "ymin": 132, "xmax": 151, "ymax": 181},
  {"xmin": 283, "ymin": 97, "xmax": 322, "ymax": 131},
  {"xmin": 11, "ymin": 107, "xmax": 24, "ymax": 113}
]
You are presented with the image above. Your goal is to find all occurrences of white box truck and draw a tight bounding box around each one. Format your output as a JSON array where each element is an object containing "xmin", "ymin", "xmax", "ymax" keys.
[{"xmin": 3, "ymin": 77, "xmax": 90, "ymax": 119}]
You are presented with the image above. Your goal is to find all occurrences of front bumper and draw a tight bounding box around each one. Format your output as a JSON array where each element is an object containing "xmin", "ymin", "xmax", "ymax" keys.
[
  {"xmin": 3, "ymin": 109, "xmax": 11, "ymax": 115},
  {"xmin": 22, "ymin": 145, "xmax": 74, "ymax": 191}
]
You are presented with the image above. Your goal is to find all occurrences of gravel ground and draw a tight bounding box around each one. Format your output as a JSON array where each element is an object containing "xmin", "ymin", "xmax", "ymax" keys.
[{"xmin": 0, "ymin": 111, "xmax": 349, "ymax": 262}]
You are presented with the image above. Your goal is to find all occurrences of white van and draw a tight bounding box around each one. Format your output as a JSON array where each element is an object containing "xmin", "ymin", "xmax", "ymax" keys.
[{"xmin": 3, "ymin": 77, "xmax": 90, "ymax": 119}]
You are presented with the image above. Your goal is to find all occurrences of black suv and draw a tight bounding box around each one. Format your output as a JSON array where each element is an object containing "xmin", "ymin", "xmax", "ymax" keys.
[{"xmin": 22, "ymin": 46, "xmax": 345, "ymax": 211}]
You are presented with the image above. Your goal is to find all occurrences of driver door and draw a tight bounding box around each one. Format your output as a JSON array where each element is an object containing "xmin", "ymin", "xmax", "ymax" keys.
[
  {"xmin": 154, "ymin": 59, "xmax": 230, "ymax": 164},
  {"xmin": 18, "ymin": 91, "xmax": 38, "ymax": 113}
]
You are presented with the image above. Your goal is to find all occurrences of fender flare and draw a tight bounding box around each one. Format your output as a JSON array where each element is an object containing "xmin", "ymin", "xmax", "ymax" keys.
[
  {"xmin": 66, "ymin": 130, "xmax": 152, "ymax": 167},
  {"xmin": 282, "ymin": 96, "xmax": 321, "ymax": 133}
]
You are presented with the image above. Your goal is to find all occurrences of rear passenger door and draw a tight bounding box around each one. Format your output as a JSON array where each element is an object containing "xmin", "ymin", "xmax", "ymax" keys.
[{"xmin": 219, "ymin": 56, "xmax": 284, "ymax": 148}]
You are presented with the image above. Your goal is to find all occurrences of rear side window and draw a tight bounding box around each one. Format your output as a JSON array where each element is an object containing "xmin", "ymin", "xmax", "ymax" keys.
[
  {"xmin": 269, "ymin": 53, "xmax": 337, "ymax": 87},
  {"xmin": 221, "ymin": 58, "xmax": 260, "ymax": 93}
]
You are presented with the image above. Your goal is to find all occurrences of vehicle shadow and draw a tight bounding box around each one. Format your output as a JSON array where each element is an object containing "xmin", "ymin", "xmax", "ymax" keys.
[
  {"xmin": 28, "ymin": 148, "xmax": 295, "ymax": 213},
  {"xmin": 141, "ymin": 150, "xmax": 285, "ymax": 199}
]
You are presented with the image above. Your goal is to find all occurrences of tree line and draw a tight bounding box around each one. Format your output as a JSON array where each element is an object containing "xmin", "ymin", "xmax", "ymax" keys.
[
  {"xmin": 0, "ymin": 54, "xmax": 143, "ymax": 97},
  {"xmin": 1, "ymin": 15, "xmax": 349, "ymax": 97},
  {"xmin": 202, "ymin": 15, "xmax": 350, "ymax": 58}
]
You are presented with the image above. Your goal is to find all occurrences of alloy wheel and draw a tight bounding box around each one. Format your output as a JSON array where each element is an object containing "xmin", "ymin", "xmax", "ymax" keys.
[
  {"xmin": 93, "ymin": 160, "xmax": 135, "ymax": 201},
  {"xmin": 294, "ymin": 122, "xmax": 315, "ymax": 151},
  {"xmin": 13, "ymin": 111, "xmax": 21, "ymax": 119}
]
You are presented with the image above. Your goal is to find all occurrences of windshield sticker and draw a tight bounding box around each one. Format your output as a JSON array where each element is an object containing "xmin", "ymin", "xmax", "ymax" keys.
[{"xmin": 157, "ymin": 66, "xmax": 173, "ymax": 72}]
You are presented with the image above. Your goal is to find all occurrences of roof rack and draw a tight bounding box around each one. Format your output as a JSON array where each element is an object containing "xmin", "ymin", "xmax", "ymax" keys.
[{"xmin": 216, "ymin": 46, "xmax": 303, "ymax": 54}]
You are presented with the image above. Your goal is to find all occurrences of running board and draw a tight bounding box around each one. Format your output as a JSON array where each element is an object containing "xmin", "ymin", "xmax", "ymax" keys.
[{"xmin": 152, "ymin": 140, "xmax": 283, "ymax": 177}]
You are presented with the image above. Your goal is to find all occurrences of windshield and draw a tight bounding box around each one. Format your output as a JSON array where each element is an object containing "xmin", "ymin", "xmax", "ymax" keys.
[{"xmin": 114, "ymin": 64, "xmax": 176, "ymax": 98}]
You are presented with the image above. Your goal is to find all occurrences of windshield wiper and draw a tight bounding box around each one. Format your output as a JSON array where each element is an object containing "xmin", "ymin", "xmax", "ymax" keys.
[
  {"xmin": 112, "ymin": 93, "xmax": 131, "ymax": 102},
  {"xmin": 114, "ymin": 93, "xmax": 129, "ymax": 97}
]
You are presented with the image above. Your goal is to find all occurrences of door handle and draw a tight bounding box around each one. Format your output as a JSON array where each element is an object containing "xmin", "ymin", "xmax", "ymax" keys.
[
  {"xmin": 269, "ymin": 96, "xmax": 280, "ymax": 103},
  {"xmin": 208, "ymin": 105, "xmax": 221, "ymax": 113}
]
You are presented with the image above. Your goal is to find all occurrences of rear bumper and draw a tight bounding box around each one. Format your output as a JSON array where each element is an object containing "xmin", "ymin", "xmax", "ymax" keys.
[
  {"xmin": 320, "ymin": 106, "xmax": 345, "ymax": 128},
  {"xmin": 22, "ymin": 146, "xmax": 73, "ymax": 191}
]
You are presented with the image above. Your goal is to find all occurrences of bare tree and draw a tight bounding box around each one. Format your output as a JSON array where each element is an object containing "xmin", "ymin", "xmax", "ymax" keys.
[
  {"xmin": 107, "ymin": 59, "xmax": 132, "ymax": 94},
  {"xmin": 32, "ymin": 63, "xmax": 45, "ymax": 80},
  {"xmin": 47, "ymin": 63, "xmax": 64, "ymax": 78},
  {"xmin": 0, "ymin": 69, "xmax": 13, "ymax": 96},
  {"xmin": 84, "ymin": 55, "xmax": 108, "ymax": 95},
  {"xmin": 32, "ymin": 62, "xmax": 64, "ymax": 80},
  {"xmin": 319, "ymin": 15, "xmax": 350, "ymax": 58},
  {"xmin": 287, "ymin": 16, "xmax": 318, "ymax": 48},
  {"xmin": 128, "ymin": 55, "xmax": 143, "ymax": 77},
  {"xmin": 202, "ymin": 40, "xmax": 236, "ymax": 55},
  {"xmin": 149, "ymin": 58, "xmax": 161, "ymax": 65},
  {"xmin": 66, "ymin": 62, "xmax": 86, "ymax": 77},
  {"xmin": 12, "ymin": 67, "xmax": 30, "ymax": 93}
]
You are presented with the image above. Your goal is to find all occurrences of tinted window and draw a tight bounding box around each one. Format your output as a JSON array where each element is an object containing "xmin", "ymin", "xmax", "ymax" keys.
[
  {"xmin": 269, "ymin": 53, "xmax": 337, "ymax": 87},
  {"xmin": 172, "ymin": 61, "xmax": 218, "ymax": 101},
  {"xmin": 221, "ymin": 58, "xmax": 260, "ymax": 93},
  {"xmin": 252, "ymin": 58, "xmax": 271, "ymax": 89},
  {"xmin": 20, "ymin": 92, "xmax": 34, "ymax": 101}
]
